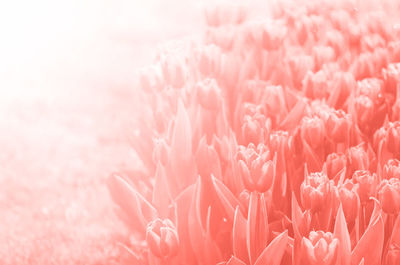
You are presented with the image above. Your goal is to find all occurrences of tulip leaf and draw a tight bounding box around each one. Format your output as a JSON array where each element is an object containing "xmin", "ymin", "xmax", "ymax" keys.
[
  {"xmin": 254, "ymin": 230, "xmax": 289, "ymax": 265},
  {"xmin": 334, "ymin": 204, "xmax": 351, "ymax": 265},
  {"xmin": 107, "ymin": 174, "xmax": 157, "ymax": 232},
  {"xmin": 233, "ymin": 206, "xmax": 249, "ymax": 264},
  {"xmin": 351, "ymin": 215, "xmax": 384, "ymax": 265}
]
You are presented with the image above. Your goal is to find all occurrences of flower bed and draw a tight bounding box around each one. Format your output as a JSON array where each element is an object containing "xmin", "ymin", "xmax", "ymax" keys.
[{"xmin": 109, "ymin": 1, "xmax": 400, "ymax": 264}]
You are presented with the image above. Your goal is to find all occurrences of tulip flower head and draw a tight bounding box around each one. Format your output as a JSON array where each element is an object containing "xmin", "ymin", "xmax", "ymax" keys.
[
  {"xmin": 301, "ymin": 172, "xmax": 333, "ymax": 213},
  {"xmin": 378, "ymin": 178, "xmax": 400, "ymax": 214},
  {"xmin": 236, "ymin": 143, "xmax": 275, "ymax": 193},
  {"xmin": 301, "ymin": 231, "xmax": 339, "ymax": 265},
  {"xmin": 146, "ymin": 218, "xmax": 179, "ymax": 259}
]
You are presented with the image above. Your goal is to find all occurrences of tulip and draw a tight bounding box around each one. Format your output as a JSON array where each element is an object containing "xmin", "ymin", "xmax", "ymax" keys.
[
  {"xmin": 347, "ymin": 145, "xmax": 370, "ymax": 175},
  {"xmin": 338, "ymin": 179, "xmax": 360, "ymax": 223},
  {"xmin": 328, "ymin": 71, "xmax": 355, "ymax": 108},
  {"xmin": 325, "ymin": 109, "xmax": 351, "ymax": 143},
  {"xmin": 383, "ymin": 159, "xmax": 400, "ymax": 180},
  {"xmin": 236, "ymin": 144, "xmax": 275, "ymax": 193},
  {"xmin": 301, "ymin": 231, "xmax": 339, "ymax": 265},
  {"xmin": 300, "ymin": 116, "xmax": 325, "ymax": 149},
  {"xmin": 353, "ymin": 95, "xmax": 374, "ymax": 132},
  {"xmin": 146, "ymin": 218, "xmax": 179, "ymax": 259},
  {"xmin": 352, "ymin": 170, "xmax": 378, "ymax": 203},
  {"xmin": 160, "ymin": 54, "xmax": 186, "ymax": 89},
  {"xmin": 196, "ymin": 78, "xmax": 221, "ymax": 111},
  {"xmin": 241, "ymin": 112, "xmax": 270, "ymax": 146},
  {"xmin": 197, "ymin": 44, "xmax": 222, "ymax": 78},
  {"xmin": 301, "ymin": 172, "xmax": 333, "ymax": 213},
  {"xmin": 302, "ymin": 70, "xmax": 328, "ymax": 99},
  {"xmin": 386, "ymin": 243, "xmax": 400, "ymax": 265},
  {"xmin": 387, "ymin": 122, "xmax": 400, "ymax": 156},
  {"xmin": 325, "ymin": 152, "xmax": 347, "ymax": 180},
  {"xmin": 377, "ymin": 178, "xmax": 400, "ymax": 214},
  {"xmin": 382, "ymin": 63, "xmax": 400, "ymax": 95}
]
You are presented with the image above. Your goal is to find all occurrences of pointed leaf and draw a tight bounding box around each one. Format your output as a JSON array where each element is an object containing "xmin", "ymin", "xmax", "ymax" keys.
[
  {"xmin": 212, "ymin": 175, "xmax": 243, "ymax": 219},
  {"xmin": 279, "ymin": 97, "xmax": 307, "ymax": 130},
  {"xmin": 254, "ymin": 230, "xmax": 289, "ymax": 265},
  {"xmin": 233, "ymin": 207, "xmax": 249, "ymax": 264},
  {"xmin": 152, "ymin": 163, "xmax": 172, "ymax": 217},
  {"xmin": 247, "ymin": 192, "xmax": 269, "ymax": 265},
  {"xmin": 334, "ymin": 204, "xmax": 351, "ymax": 265},
  {"xmin": 107, "ymin": 174, "xmax": 157, "ymax": 232},
  {"xmin": 351, "ymin": 215, "xmax": 384, "ymax": 265}
]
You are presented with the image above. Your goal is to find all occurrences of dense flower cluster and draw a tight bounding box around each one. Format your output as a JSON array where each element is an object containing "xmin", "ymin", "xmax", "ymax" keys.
[{"xmin": 108, "ymin": 1, "xmax": 400, "ymax": 264}]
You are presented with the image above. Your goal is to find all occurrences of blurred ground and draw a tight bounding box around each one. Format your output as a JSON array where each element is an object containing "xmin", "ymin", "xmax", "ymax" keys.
[{"xmin": 0, "ymin": 0, "xmax": 269, "ymax": 264}]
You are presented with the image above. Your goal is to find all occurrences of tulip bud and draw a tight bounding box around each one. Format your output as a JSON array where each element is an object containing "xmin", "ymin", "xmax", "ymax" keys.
[
  {"xmin": 325, "ymin": 110, "xmax": 351, "ymax": 143},
  {"xmin": 386, "ymin": 243, "xmax": 400, "ymax": 265},
  {"xmin": 387, "ymin": 122, "xmax": 400, "ymax": 155},
  {"xmin": 383, "ymin": 159, "xmax": 400, "ymax": 180},
  {"xmin": 236, "ymin": 144, "xmax": 275, "ymax": 193},
  {"xmin": 160, "ymin": 54, "xmax": 186, "ymax": 89},
  {"xmin": 329, "ymin": 71, "xmax": 355, "ymax": 108},
  {"xmin": 269, "ymin": 130, "xmax": 290, "ymax": 156},
  {"xmin": 241, "ymin": 111, "xmax": 270, "ymax": 145},
  {"xmin": 300, "ymin": 116, "xmax": 325, "ymax": 149},
  {"xmin": 301, "ymin": 172, "xmax": 333, "ymax": 213},
  {"xmin": 204, "ymin": 1, "xmax": 247, "ymax": 27},
  {"xmin": 263, "ymin": 85, "xmax": 286, "ymax": 115},
  {"xmin": 301, "ymin": 231, "xmax": 339, "ymax": 265},
  {"xmin": 325, "ymin": 152, "xmax": 347, "ymax": 180},
  {"xmin": 197, "ymin": 44, "xmax": 222, "ymax": 78},
  {"xmin": 347, "ymin": 145, "xmax": 370, "ymax": 174},
  {"xmin": 378, "ymin": 178, "xmax": 400, "ymax": 214},
  {"xmin": 196, "ymin": 78, "xmax": 221, "ymax": 111},
  {"xmin": 352, "ymin": 170, "xmax": 378, "ymax": 203},
  {"xmin": 303, "ymin": 70, "xmax": 328, "ymax": 99},
  {"xmin": 338, "ymin": 179, "xmax": 360, "ymax": 223},
  {"xmin": 312, "ymin": 45, "xmax": 335, "ymax": 70},
  {"xmin": 382, "ymin": 63, "xmax": 400, "ymax": 95},
  {"xmin": 146, "ymin": 218, "xmax": 179, "ymax": 259},
  {"xmin": 152, "ymin": 138, "xmax": 169, "ymax": 166},
  {"xmin": 353, "ymin": 95, "xmax": 374, "ymax": 131}
]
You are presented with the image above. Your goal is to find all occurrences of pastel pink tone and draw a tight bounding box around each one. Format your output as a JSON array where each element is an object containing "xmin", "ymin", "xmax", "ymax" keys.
[{"xmin": 107, "ymin": 1, "xmax": 400, "ymax": 265}]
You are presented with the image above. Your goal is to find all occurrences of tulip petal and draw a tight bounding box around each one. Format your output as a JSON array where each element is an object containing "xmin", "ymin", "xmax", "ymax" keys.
[
  {"xmin": 351, "ymin": 215, "xmax": 384, "ymax": 265},
  {"xmin": 333, "ymin": 204, "xmax": 351, "ymax": 265},
  {"xmin": 254, "ymin": 230, "xmax": 289, "ymax": 265}
]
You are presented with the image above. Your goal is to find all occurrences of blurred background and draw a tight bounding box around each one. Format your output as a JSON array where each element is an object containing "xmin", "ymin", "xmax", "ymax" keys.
[{"xmin": 0, "ymin": 0, "xmax": 268, "ymax": 264}]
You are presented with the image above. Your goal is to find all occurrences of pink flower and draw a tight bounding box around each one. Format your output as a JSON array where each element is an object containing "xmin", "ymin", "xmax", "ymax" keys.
[
  {"xmin": 236, "ymin": 144, "xmax": 275, "ymax": 193},
  {"xmin": 377, "ymin": 178, "xmax": 400, "ymax": 214},
  {"xmin": 300, "ymin": 116, "xmax": 325, "ymax": 149},
  {"xmin": 337, "ymin": 179, "xmax": 360, "ymax": 223},
  {"xmin": 196, "ymin": 78, "xmax": 221, "ymax": 110},
  {"xmin": 325, "ymin": 152, "xmax": 347, "ymax": 180},
  {"xmin": 352, "ymin": 170, "xmax": 378, "ymax": 203},
  {"xmin": 146, "ymin": 218, "xmax": 179, "ymax": 259},
  {"xmin": 300, "ymin": 172, "xmax": 333, "ymax": 213},
  {"xmin": 301, "ymin": 231, "xmax": 339, "ymax": 265},
  {"xmin": 383, "ymin": 159, "xmax": 400, "ymax": 180},
  {"xmin": 325, "ymin": 110, "xmax": 351, "ymax": 143}
]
